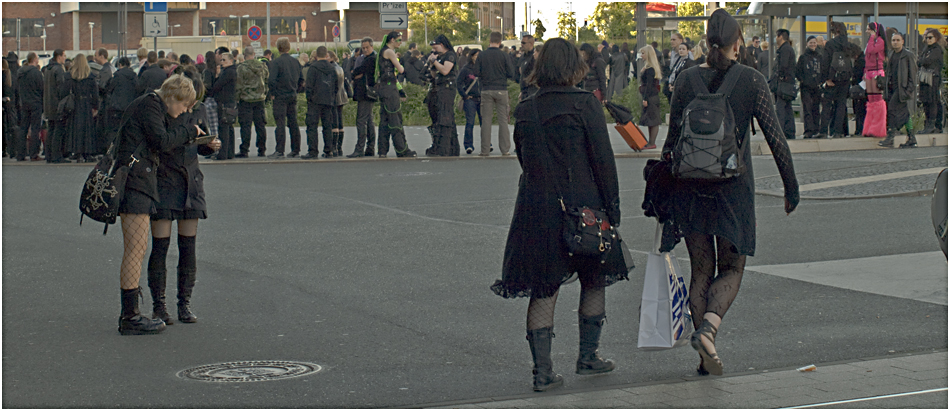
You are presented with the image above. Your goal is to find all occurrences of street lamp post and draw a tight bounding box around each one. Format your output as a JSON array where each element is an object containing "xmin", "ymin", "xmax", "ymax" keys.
[
  {"xmin": 171, "ymin": 24, "xmax": 180, "ymax": 37},
  {"xmin": 416, "ymin": 11, "xmax": 434, "ymax": 46},
  {"xmin": 88, "ymin": 21, "xmax": 95, "ymax": 52}
]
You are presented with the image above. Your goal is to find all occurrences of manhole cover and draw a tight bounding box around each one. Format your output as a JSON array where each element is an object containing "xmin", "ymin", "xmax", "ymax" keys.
[
  {"xmin": 378, "ymin": 171, "xmax": 436, "ymax": 177},
  {"xmin": 178, "ymin": 361, "xmax": 322, "ymax": 382}
]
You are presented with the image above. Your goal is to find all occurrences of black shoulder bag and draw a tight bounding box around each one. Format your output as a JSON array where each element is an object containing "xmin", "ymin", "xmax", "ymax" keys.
[
  {"xmin": 529, "ymin": 97, "xmax": 617, "ymax": 262},
  {"xmin": 79, "ymin": 115, "xmax": 146, "ymax": 235}
]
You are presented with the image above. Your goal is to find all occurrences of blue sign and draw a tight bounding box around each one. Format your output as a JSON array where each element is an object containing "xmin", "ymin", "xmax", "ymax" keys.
[{"xmin": 144, "ymin": 2, "xmax": 167, "ymax": 13}]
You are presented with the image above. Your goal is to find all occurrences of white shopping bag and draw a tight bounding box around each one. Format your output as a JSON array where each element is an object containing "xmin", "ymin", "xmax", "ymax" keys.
[{"xmin": 638, "ymin": 221, "xmax": 691, "ymax": 350}]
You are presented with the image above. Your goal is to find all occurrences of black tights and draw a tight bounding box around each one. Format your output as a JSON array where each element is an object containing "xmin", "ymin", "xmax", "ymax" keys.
[
  {"xmin": 684, "ymin": 234, "xmax": 746, "ymax": 331},
  {"xmin": 526, "ymin": 277, "xmax": 605, "ymax": 331}
]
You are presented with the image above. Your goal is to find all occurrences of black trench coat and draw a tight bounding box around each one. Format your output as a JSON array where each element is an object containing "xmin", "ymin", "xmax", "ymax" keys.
[{"xmin": 492, "ymin": 86, "xmax": 627, "ymax": 299}]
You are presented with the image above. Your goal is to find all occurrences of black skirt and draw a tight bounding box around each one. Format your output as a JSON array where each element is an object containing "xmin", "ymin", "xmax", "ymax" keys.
[
  {"xmin": 640, "ymin": 95, "xmax": 662, "ymax": 127},
  {"xmin": 118, "ymin": 188, "xmax": 156, "ymax": 215}
]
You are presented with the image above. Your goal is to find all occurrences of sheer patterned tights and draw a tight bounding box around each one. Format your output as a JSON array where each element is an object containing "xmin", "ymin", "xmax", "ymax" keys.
[
  {"xmin": 120, "ymin": 214, "xmax": 151, "ymax": 290},
  {"xmin": 684, "ymin": 233, "xmax": 746, "ymax": 329},
  {"xmin": 527, "ymin": 278, "xmax": 606, "ymax": 331}
]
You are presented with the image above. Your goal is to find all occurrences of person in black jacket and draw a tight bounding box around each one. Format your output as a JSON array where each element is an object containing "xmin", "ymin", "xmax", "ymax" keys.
[
  {"xmin": 474, "ymin": 32, "xmax": 514, "ymax": 156},
  {"xmin": 424, "ymin": 33, "xmax": 460, "ymax": 157},
  {"xmin": 347, "ymin": 38, "xmax": 378, "ymax": 158},
  {"xmin": 267, "ymin": 37, "xmax": 303, "ymax": 158},
  {"xmin": 15, "ymin": 53, "xmax": 43, "ymax": 162},
  {"xmin": 820, "ymin": 22, "xmax": 857, "ymax": 138},
  {"xmin": 60, "ymin": 54, "xmax": 101, "ymax": 162},
  {"xmin": 490, "ymin": 38, "xmax": 627, "ymax": 393},
  {"xmin": 457, "ymin": 48, "xmax": 482, "ymax": 154},
  {"xmin": 138, "ymin": 51, "xmax": 166, "ymax": 96},
  {"xmin": 303, "ymin": 46, "xmax": 338, "ymax": 159},
  {"xmin": 772, "ymin": 29, "xmax": 797, "ymax": 139},
  {"xmin": 43, "ymin": 49, "xmax": 66, "ymax": 162},
  {"xmin": 796, "ymin": 36, "xmax": 823, "ymax": 138},
  {"xmin": 210, "ymin": 52, "xmax": 237, "ymax": 160},
  {"xmin": 147, "ymin": 66, "xmax": 220, "ymax": 326},
  {"xmin": 115, "ymin": 74, "xmax": 204, "ymax": 335}
]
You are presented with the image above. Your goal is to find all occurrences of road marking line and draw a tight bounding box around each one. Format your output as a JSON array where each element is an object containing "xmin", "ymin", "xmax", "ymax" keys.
[
  {"xmin": 782, "ymin": 387, "xmax": 948, "ymax": 409},
  {"xmin": 800, "ymin": 167, "xmax": 945, "ymax": 191}
]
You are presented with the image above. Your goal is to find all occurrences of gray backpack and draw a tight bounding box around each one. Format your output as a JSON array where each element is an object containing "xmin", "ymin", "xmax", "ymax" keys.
[{"xmin": 672, "ymin": 64, "xmax": 747, "ymax": 180}]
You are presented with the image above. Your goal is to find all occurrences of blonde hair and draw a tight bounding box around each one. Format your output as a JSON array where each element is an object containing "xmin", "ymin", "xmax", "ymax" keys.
[
  {"xmin": 157, "ymin": 74, "xmax": 196, "ymax": 106},
  {"xmin": 70, "ymin": 54, "xmax": 91, "ymax": 80},
  {"xmin": 638, "ymin": 46, "xmax": 662, "ymax": 80}
]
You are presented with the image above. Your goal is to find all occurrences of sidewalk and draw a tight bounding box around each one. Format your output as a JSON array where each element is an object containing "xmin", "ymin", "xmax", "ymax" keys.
[{"xmin": 423, "ymin": 351, "xmax": 948, "ymax": 409}]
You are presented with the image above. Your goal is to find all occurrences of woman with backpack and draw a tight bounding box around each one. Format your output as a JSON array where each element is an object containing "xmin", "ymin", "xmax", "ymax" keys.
[
  {"xmin": 862, "ymin": 22, "xmax": 887, "ymax": 137},
  {"xmin": 491, "ymin": 37, "xmax": 628, "ymax": 392},
  {"xmin": 638, "ymin": 45, "xmax": 663, "ymax": 150},
  {"xmin": 61, "ymin": 54, "xmax": 101, "ymax": 163},
  {"xmin": 662, "ymin": 9, "xmax": 799, "ymax": 376},
  {"xmin": 147, "ymin": 66, "xmax": 220, "ymax": 327}
]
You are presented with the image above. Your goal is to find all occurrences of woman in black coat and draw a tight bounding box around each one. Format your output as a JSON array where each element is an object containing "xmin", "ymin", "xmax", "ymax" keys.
[
  {"xmin": 147, "ymin": 65, "xmax": 220, "ymax": 326},
  {"xmin": 578, "ymin": 43, "xmax": 608, "ymax": 102},
  {"xmin": 663, "ymin": 9, "xmax": 798, "ymax": 376},
  {"xmin": 61, "ymin": 54, "xmax": 100, "ymax": 162},
  {"xmin": 115, "ymin": 74, "xmax": 204, "ymax": 335},
  {"xmin": 491, "ymin": 38, "xmax": 628, "ymax": 393},
  {"xmin": 918, "ymin": 28, "xmax": 945, "ymax": 134}
]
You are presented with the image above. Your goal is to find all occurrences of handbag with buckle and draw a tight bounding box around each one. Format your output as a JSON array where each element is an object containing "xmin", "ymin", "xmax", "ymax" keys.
[
  {"xmin": 79, "ymin": 116, "xmax": 146, "ymax": 235},
  {"xmin": 530, "ymin": 97, "xmax": 616, "ymax": 260}
]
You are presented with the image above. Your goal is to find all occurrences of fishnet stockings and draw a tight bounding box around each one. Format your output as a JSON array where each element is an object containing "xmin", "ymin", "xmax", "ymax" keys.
[
  {"xmin": 526, "ymin": 277, "xmax": 607, "ymax": 330},
  {"xmin": 120, "ymin": 214, "xmax": 151, "ymax": 290},
  {"xmin": 684, "ymin": 233, "xmax": 746, "ymax": 330}
]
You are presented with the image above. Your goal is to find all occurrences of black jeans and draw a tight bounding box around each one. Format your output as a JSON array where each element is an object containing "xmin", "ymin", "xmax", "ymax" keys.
[
  {"xmin": 272, "ymin": 95, "xmax": 301, "ymax": 154},
  {"xmin": 217, "ymin": 103, "xmax": 236, "ymax": 159},
  {"xmin": 354, "ymin": 100, "xmax": 376, "ymax": 152},
  {"xmin": 774, "ymin": 93, "xmax": 795, "ymax": 139},
  {"xmin": 306, "ymin": 103, "xmax": 334, "ymax": 154},
  {"xmin": 238, "ymin": 100, "xmax": 267, "ymax": 154},
  {"xmin": 800, "ymin": 87, "xmax": 821, "ymax": 136},
  {"xmin": 17, "ymin": 105, "xmax": 43, "ymax": 160}
]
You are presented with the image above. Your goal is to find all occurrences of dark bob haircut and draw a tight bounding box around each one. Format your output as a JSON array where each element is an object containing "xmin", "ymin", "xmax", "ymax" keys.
[{"xmin": 525, "ymin": 37, "xmax": 587, "ymax": 88}]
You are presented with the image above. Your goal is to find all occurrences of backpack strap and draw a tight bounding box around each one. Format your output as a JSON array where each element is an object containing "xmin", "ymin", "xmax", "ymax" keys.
[{"xmin": 715, "ymin": 64, "xmax": 745, "ymax": 99}]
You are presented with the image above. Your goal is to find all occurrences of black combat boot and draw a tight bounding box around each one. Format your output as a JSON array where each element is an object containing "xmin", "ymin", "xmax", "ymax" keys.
[
  {"xmin": 119, "ymin": 288, "xmax": 167, "ymax": 335},
  {"xmin": 527, "ymin": 327, "xmax": 564, "ymax": 392},
  {"xmin": 576, "ymin": 313, "xmax": 616, "ymax": 375}
]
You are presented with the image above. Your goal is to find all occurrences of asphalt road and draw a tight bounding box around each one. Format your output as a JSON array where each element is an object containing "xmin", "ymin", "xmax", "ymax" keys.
[{"xmin": 2, "ymin": 146, "xmax": 946, "ymax": 407}]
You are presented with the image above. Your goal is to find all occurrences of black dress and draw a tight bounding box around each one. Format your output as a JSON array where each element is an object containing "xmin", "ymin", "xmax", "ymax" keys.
[
  {"xmin": 152, "ymin": 102, "xmax": 215, "ymax": 221},
  {"xmin": 662, "ymin": 64, "xmax": 799, "ymax": 256},
  {"xmin": 492, "ymin": 86, "xmax": 627, "ymax": 299},
  {"xmin": 639, "ymin": 67, "xmax": 661, "ymax": 127}
]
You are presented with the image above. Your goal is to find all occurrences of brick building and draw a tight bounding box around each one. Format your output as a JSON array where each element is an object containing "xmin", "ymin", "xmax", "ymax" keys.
[{"xmin": 1, "ymin": 2, "xmax": 403, "ymax": 56}]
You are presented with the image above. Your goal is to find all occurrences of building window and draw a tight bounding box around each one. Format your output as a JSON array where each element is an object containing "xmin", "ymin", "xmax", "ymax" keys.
[{"xmin": 2, "ymin": 18, "xmax": 44, "ymax": 37}]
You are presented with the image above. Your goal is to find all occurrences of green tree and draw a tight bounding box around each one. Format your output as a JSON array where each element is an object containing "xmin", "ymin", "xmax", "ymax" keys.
[
  {"xmin": 589, "ymin": 2, "xmax": 637, "ymax": 40},
  {"xmin": 407, "ymin": 2, "xmax": 478, "ymax": 45},
  {"xmin": 676, "ymin": 2, "xmax": 704, "ymax": 42},
  {"xmin": 556, "ymin": 10, "xmax": 576, "ymax": 40},
  {"xmin": 532, "ymin": 18, "xmax": 546, "ymax": 40}
]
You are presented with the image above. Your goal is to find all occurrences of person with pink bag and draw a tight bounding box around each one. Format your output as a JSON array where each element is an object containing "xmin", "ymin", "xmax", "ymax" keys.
[{"xmin": 862, "ymin": 22, "xmax": 887, "ymax": 137}]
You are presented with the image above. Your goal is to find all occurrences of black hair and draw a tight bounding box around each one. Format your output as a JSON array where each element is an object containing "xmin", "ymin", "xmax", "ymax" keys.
[{"xmin": 706, "ymin": 9, "xmax": 742, "ymax": 72}]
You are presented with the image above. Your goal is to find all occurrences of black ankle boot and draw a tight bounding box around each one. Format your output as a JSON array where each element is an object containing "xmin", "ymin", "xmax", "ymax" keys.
[
  {"xmin": 576, "ymin": 313, "xmax": 615, "ymax": 375},
  {"xmin": 527, "ymin": 327, "xmax": 564, "ymax": 392},
  {"xmin": 147, "ymin": 237, "xmax": 173, "ymax": 325},
  {"xmin": 119, "ymin": 288, "xmax": 166, "ymax": 335},
  {"xmin": 900, "ymin": 129, "xmax": 918, "ymax": 148}
]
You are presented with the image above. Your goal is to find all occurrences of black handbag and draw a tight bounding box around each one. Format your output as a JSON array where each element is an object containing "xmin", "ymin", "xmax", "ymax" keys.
[
  {"xmin": 79, "ymin": 117, "xmax": 145, "ymax": 235},
  {"xmin": 530, "ymin": 98, "xmax": 616, "ymax": 260}
]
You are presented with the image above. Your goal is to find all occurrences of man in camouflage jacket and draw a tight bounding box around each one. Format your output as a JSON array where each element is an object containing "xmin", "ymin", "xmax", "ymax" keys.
[{"xmin": 235, "ymin": 46, "xmax": 269, "ymax": 157}]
